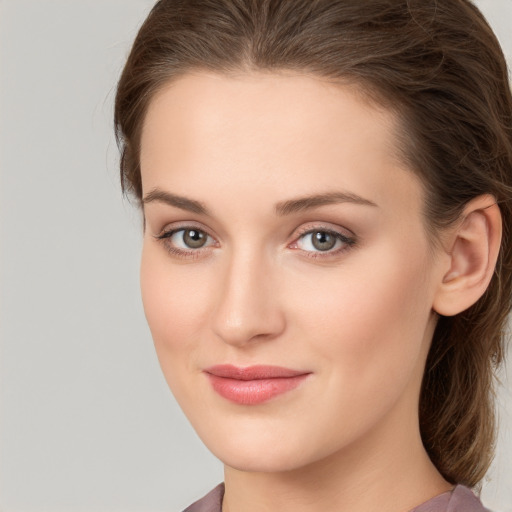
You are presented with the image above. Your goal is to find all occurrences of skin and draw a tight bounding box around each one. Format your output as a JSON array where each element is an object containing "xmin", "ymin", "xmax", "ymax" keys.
[{"xmin": 139, "ymin": 70, "xmax": 458, "ymax": 512}]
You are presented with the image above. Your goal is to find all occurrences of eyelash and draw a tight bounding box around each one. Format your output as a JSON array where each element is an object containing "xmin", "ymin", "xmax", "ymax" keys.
[
  {"xmin": 154, "ymin": 224, "xmax": 217, "ymax": 260},
  {"xmin": 290, "ymin": 226, "xmax": 357, "ymax": 259},
  {"xmin": 154, "ymin": 224, "xmax": 357, "ymax": 260}
]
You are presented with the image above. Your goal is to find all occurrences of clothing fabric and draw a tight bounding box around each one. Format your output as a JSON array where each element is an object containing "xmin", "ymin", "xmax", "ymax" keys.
[{"xmin": 182, "ymin": 482, "xmax": 490, "ymax": 512}]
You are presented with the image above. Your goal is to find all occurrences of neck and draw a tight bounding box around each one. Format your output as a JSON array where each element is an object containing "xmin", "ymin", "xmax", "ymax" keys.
[{"xmin": 222, "ymin": 398, "xmax": 451, "ymax": 512}]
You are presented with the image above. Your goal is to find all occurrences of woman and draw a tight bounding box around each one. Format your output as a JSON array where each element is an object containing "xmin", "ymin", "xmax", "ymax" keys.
[{"xmin": 114, "ymin": 1, "xmax": 512, "ymax": 511}]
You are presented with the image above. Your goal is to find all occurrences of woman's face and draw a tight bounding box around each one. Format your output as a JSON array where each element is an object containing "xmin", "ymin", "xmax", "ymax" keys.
[{"xmin": 139, "ymin": 71, "xmax": 446, "ymax": 473}]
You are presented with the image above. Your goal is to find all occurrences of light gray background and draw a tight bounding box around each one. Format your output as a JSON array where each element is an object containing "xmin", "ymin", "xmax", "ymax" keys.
[{"xmin": 0, "ymin": 1, "xmax": 510, "ymax": 511}]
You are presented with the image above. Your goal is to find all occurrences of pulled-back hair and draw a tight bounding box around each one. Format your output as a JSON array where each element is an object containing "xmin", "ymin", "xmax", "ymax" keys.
[{"xmin": 114, "ymin": 0, "xmax": 512, "ymax": 487}]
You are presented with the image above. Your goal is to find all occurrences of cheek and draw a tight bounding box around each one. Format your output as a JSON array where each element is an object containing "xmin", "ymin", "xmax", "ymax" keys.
[
  {"xmin": 288, "ymin": 246, "xmax": 434, "ymax": 394},
  {"xmin": 140, "ymin": 244, "xmax": 212, "ymax": 369}
]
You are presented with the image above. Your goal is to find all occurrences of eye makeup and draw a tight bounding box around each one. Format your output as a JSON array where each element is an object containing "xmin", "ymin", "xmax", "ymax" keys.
[
  {"xmin": 154, "ymin": 223, "xmax": 218, "ymax": 260},
  {"xmin": 289, "ymin": 225, "xmax": 357, "ymax": 259},
  {"xmin": 153, "ymin": 221, "xmax": 358, "ymax": 261}
]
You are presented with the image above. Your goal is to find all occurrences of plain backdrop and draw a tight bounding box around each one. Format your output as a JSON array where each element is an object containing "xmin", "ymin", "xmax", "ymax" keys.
[{"xmin": 0, "ymin": 1, "xmax": 511, "ymax": 511}]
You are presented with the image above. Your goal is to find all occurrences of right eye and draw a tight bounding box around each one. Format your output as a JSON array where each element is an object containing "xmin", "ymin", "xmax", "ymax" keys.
[{"xmin": 155, "ymin": 227, "xmax": 217, "ymax": 256}]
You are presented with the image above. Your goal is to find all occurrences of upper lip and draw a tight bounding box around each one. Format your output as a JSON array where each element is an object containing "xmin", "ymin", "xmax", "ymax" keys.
[{"xmin": 204, "ymin": 364, "xmax": 310, "ymax": 380}]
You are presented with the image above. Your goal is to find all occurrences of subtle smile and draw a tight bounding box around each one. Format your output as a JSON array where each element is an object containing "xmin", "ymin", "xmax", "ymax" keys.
[{"xmin": 204, "ymin": 365, "xmax": 312, "ymax": 405}]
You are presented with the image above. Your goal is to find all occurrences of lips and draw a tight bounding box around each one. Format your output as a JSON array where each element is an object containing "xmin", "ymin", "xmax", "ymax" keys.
[{"xmin": 204, "ymin": 364, "xmax": 311, "ymax": 405}]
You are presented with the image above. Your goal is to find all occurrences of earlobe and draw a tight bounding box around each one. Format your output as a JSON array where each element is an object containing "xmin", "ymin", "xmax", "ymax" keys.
[{"xmin": 433, "ymin": 195, "xmax": 502, "ymax": 317}]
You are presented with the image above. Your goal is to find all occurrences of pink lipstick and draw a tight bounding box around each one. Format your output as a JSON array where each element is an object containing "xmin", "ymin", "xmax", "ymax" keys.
[{"xmin": 204, "ymin": 364, "xmax": 311, "ymax": 405}]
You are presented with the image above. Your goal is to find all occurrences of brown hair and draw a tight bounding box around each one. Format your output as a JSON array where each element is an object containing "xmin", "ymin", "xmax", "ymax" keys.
[{"xmin": 114, "ymin": 0, "xmax": 512, "ymax": 487}]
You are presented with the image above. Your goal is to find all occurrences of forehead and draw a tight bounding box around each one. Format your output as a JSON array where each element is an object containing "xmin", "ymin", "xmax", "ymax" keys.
[
  {"xmin": 140, "ymin": 71, "xmax": 423, "ymax": 215},
  {"xmin": 141, "ymin": 70, "xmax": 398, "ymax": 155}
]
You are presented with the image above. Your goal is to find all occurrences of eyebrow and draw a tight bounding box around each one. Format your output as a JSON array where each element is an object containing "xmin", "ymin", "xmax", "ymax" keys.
[
  {"xmin": 275, "ymin": 191, "xmax": 377, "ymax": 216},
  {"xmin": 142, "ymin": 188, "xmax": 377, "ymax": 216},
  {"xmin": 143, "ymin": 189, "xmax": 210, "ymax": 215}
]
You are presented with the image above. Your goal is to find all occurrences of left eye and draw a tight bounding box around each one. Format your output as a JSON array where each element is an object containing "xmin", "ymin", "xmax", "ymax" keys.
[
  {"xmin": 162, "ymin": 228, "xmax": 215, "ymax": 249},
  {"xmin": 296, "ymin": 230, "xmax": 348, "ymax": 252}
]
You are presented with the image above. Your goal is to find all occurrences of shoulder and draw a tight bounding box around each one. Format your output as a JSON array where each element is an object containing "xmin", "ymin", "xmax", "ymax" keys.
[
  {"xmin": 411, "ymin": 485, "xmax": 491, "ymax": 512},
  {"xmin": 446, "ymin": 486, "xmax": 491, "ymax": 512},
  {"xmin": 181, "ymin": 483, "xmax": 489, "ymax": 512},
  {"xmin": 182, "ymin": 483, "xmax": 225, "ymax": 512}
]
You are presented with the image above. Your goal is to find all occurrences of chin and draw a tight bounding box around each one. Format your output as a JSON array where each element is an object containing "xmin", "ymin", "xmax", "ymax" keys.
[
  {"xmin": 211, "ymin": 444, "xmax": 310, "ymax": 473},
  {"xmin": 195, "ymin": 424, "xmax": 331, "ymax": 474}
]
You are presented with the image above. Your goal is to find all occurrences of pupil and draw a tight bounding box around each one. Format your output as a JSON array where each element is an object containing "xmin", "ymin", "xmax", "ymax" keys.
[
  {"xmin": 312, "ymin": 231, "xmax": 336, "ymax": 251},
  {"xmin": 184, "ymin": 229, "xmax": 206, "ymax": 248}
]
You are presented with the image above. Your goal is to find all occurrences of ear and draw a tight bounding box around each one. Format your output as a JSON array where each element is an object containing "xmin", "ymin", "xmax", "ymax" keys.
[{"xmin": 433, "ymin": 195, "xmax": 502, "ymax": 317}]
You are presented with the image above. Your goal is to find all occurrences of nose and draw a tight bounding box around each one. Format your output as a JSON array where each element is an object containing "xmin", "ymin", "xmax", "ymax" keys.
[{"xmin": 211, "ymin": 249, "xmax": 286, "ymax": 347}]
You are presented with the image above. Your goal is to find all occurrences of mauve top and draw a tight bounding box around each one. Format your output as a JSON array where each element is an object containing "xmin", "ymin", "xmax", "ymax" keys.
[{"xmin": 182, "ymin": 483, "xmax": 490, "ymax": 512}]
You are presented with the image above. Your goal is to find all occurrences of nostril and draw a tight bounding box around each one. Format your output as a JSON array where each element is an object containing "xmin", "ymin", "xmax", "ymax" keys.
[
  {"xmin": 211, "ymin": 292, "xmax": 286, "ymax": 347},
  {"xmin": 210, "ymin": 256, "xmax": 286, "ymax": 346}
]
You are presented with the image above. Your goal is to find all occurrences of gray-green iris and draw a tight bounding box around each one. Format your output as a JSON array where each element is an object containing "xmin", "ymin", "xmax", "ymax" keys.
[{"xmin": 312, "ymin": 231, "xmax": 337, "ymax": 251}]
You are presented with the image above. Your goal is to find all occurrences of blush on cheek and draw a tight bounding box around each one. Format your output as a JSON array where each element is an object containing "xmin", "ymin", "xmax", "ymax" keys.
[
  {"xmin": 140, "ymin": 253, "xmax": 212, "ymax": 360},
  {"xmin": 308, "ymin": 252, "xmax": 430, "ymax": 381},
  {"xmin": 140, "ymin": 267, "xmax": 196, "ymax": 403}
]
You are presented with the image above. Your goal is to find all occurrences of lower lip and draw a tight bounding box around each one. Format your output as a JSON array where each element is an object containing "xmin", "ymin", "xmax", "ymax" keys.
[{"xmin": 206, "ymin": 374, "xmax": 310, "ymax": 405}]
